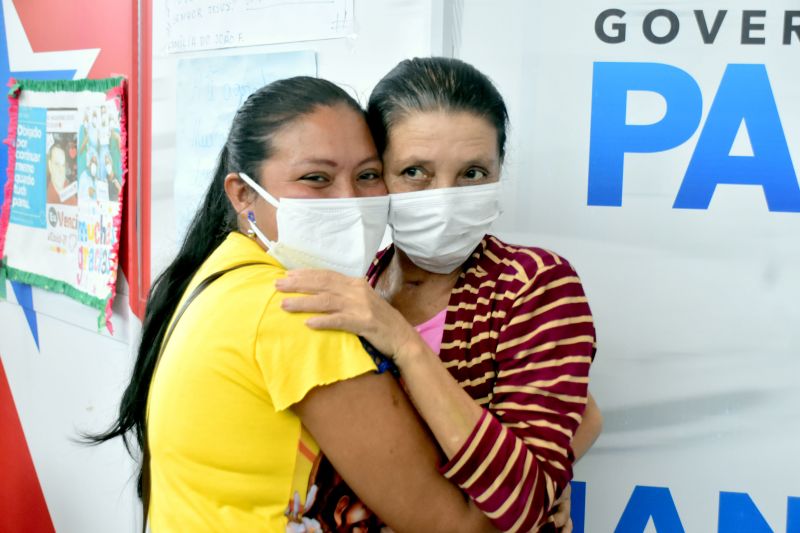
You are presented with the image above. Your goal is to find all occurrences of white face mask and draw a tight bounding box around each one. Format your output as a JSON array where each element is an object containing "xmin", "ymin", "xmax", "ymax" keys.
[
  {"xmin": 389, "ymin": 182, "xmax": 501, "ymax": 274},
  {"xmin": 238, "ymin": 172, "xmax": 389, "ymax": 278}
]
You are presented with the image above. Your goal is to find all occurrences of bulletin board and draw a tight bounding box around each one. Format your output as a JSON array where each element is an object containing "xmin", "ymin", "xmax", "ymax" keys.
[{"xmin": 0, "ymin": 77, "xmax": 127, "ymax": 331}]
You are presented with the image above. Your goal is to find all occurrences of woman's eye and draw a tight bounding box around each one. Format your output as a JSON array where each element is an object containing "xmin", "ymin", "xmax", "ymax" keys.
[
  {"xmin": 299, "ymin": 174, "xmax": 329, "ymax": 183},
  {"xmin": 464, "ymin": 168, "xmax": 489, "ymax": 180},
  {"xmin": 358, "ymin": 171, "xmax": 381, "ymax": 181},
  {"xmin": 401, "ymin": 167, "xmax": 426, "ymax": 179}
]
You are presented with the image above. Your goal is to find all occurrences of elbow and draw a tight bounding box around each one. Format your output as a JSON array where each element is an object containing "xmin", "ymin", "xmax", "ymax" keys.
[
  {"xmin": 434, "ymin": 500, "xmax": 496, "ymax": 533},
  {"xmin": 590, "ymin": 404, "xmax": 604, "ymax": 436},
  {"xmin": 582, "ymin": 395, "xmax": 604, "ymax": 448},
  {"xmin": 453, "ymin": 519, "xmax": 496, "ymax": 533}
]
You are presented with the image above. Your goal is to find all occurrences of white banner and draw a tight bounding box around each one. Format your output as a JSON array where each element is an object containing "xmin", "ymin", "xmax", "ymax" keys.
[{"xmin": 459, "ymin": 1, "xmax": 800, "ymax": 531}]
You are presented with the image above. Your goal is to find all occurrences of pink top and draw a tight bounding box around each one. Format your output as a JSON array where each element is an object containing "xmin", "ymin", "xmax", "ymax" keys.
[{"xmin": 414, "ymin": 308, "xmax": 447, "ymax": 354}]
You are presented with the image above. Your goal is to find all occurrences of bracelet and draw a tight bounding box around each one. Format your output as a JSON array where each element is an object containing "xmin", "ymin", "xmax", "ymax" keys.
[{"xmin": 359, "ymin": 337, "xmax": 400, "ymax": 377}]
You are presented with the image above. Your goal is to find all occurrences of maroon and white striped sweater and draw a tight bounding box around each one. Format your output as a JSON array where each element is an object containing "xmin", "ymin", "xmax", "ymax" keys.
[{"xmin": 310, "ymin": 235, "xmax": 597, "ymax": 532}]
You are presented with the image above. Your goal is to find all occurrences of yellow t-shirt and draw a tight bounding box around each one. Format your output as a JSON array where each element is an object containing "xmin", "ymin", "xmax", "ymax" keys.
[{"xmin": 146, "ymin": 232, "xmax": 376, "ymax": 532}]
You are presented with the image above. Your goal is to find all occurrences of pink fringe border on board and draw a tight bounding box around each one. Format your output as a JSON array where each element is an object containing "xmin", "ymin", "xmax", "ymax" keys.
[
  {"xmin": 102, "ymin": 81, "xmax": 128, "ymax": 334},
  {"xmin": 0, "ymin": 78, "xmax": 21, "ymax": 260}
]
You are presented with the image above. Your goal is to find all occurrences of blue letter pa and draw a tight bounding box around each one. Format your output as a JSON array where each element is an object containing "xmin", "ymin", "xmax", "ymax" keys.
[
  {"xmin": 674, "ymin": 64, "xmax": 800, "ymax": 212},
  {"xmin": 588, "ymin": 62, "xmax": 702, "ymax": 206}
]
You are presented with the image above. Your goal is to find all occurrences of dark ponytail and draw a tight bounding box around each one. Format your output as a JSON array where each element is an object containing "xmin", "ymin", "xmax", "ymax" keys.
[{"xmin": 86, "ymin": 76, "xmax": 363, "ymax": 496}]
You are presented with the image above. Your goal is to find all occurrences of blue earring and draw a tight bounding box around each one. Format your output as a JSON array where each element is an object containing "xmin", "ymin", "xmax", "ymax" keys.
[{"xmin": 245, "ymin": 211, "xmax": 256, "ymax": 237}]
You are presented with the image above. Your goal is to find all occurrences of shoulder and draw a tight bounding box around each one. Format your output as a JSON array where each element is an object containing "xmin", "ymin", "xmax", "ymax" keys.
[
  {"xmin": 183, "ymin": 262, "xmax": 283, "ymax": 332},
  {"xmin": 254, "ymin": 286, "xmax": 375, "ymax": 412},
  {"xmin": 191, "ymin": 262, "xmax": 368, "ymax": 366},
  {"xmin": 257, "ymin": 286, "xmax": 366, "ymax": 354},
  {"xmin": 480, "ymin": 237, "xmax": 596, "ymax": 360},
  {"xmin": 474, "ymin": 235, "xmax": 579, "ymax": 288}
]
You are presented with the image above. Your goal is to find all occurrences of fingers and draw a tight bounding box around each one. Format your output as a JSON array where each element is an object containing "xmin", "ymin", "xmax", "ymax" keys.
[
  {"xmin": 280, "ymin": 294, "xmax": 366, "ymax": 337},
  {"xmin": 551, "ymin": 485, "xmax": 571, "ymax": 528},
  {"xmin": 552, "ymin": 510, "xmax": 568, "ymax": 528},
  {"xmin": 305, "ymin": 314, "xmax": 362, "ymax": 336},
  {"xmin": 275, "ymin": 269, "xmax": 354, "ymax": 294},
  {"xmin": 280, "ymin": 294, "xmax": 338, "ymax": 314},
  {"xmin": 274, "ymin": 271, "xmax": 325, "ymax": 294}
]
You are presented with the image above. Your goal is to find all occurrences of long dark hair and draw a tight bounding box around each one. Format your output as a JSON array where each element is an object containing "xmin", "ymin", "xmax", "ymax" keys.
[
  {"xmin": 367, "ymin": 57, "xmax": 509, "ymax": 160},
  {"xmin": 86, "ymin": 76, "xmax": 363, "ymax": 496}
]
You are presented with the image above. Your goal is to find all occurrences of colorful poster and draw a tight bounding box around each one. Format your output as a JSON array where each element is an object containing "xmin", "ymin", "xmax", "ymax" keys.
[{"xmin": 0, "ymin": 77, "xmax": 127, "ymax": 331}]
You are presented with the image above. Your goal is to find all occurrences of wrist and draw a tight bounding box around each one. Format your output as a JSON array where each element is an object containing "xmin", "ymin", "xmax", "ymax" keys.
[
  {"xmin": 392, "ymin": 330, "xmax": 429, "ymax": 369},
  {"xmin": 359, "ymin": 338, "xmax": 400, "ymax": 377}
]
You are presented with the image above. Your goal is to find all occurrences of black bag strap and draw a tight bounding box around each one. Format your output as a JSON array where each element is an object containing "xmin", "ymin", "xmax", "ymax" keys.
[{"xmin": 140, "ymin": 261, "xmax": 268, "ymax": 532}]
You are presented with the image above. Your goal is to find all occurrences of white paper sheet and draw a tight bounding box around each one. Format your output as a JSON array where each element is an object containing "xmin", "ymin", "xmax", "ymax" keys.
[
  {"xmin": 164, "ymin": 0, "xmax": 354, "ymax": 53},
  {"xmin": 173, "ymin": 50, "xmax": 317, "ymax": 238}
]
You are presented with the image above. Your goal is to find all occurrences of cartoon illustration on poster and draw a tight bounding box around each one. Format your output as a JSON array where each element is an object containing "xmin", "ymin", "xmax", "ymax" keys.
[{"xmin": 77, "ymin": 102, "xmax": 123, "ymax": 203}]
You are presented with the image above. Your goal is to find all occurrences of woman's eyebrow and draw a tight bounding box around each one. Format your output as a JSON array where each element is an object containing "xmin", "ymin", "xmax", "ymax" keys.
[
  {"xmin": 299, "ymin": 158, "xmax": 338, "ymax": 167},
  {"xmin": 356, "ymin": 155, "xmax": 382, "ymax": 167},
  {"xmin": 461, "ymin": 157, "xmax": 498, "ymax": 168},
  {"xmin": 298, "ymin": 156, "xmax": 381, "ymax": 167},
  {"xmin": 393, "ymin": 157, "xmax": 434, "ymax": 168}
]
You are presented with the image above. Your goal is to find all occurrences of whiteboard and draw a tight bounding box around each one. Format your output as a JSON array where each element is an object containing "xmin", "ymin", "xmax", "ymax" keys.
[
  {"xmin": 172, "ymin": 51, "xmax": 317, "ymax": 236},
  {"xmin": 150, "ymin": 0, "xmax": 436, "ymax": 276}
]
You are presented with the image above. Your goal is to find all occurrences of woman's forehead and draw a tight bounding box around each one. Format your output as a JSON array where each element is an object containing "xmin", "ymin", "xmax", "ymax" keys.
[
  {"xmin": 386, "ymin": 111, "xmax": 499, "ymax": 164},
  {"xmin": 270, "ymin": 105, "xmax": 377, "ymax": 163}
]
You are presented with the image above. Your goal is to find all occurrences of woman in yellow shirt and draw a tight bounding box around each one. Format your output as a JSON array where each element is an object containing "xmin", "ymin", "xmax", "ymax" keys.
[{"xmin": 90, "ymin": 77, "xmax": 493, "ymax": 532}]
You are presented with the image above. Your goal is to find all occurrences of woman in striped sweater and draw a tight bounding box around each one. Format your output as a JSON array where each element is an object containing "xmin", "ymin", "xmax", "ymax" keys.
[{"xmin": 277, "ymin": 57, "xmax": 601, "ymax": 532}]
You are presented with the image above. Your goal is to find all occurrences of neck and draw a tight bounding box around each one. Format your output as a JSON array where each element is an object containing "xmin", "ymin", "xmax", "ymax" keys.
[
  {"xmin": 377, "ymin": 247, "xmax": 461, "ymax": 302},
  {"xmin": 374, "ymin": 247, "xmax": 461, "ymax": 325}
]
